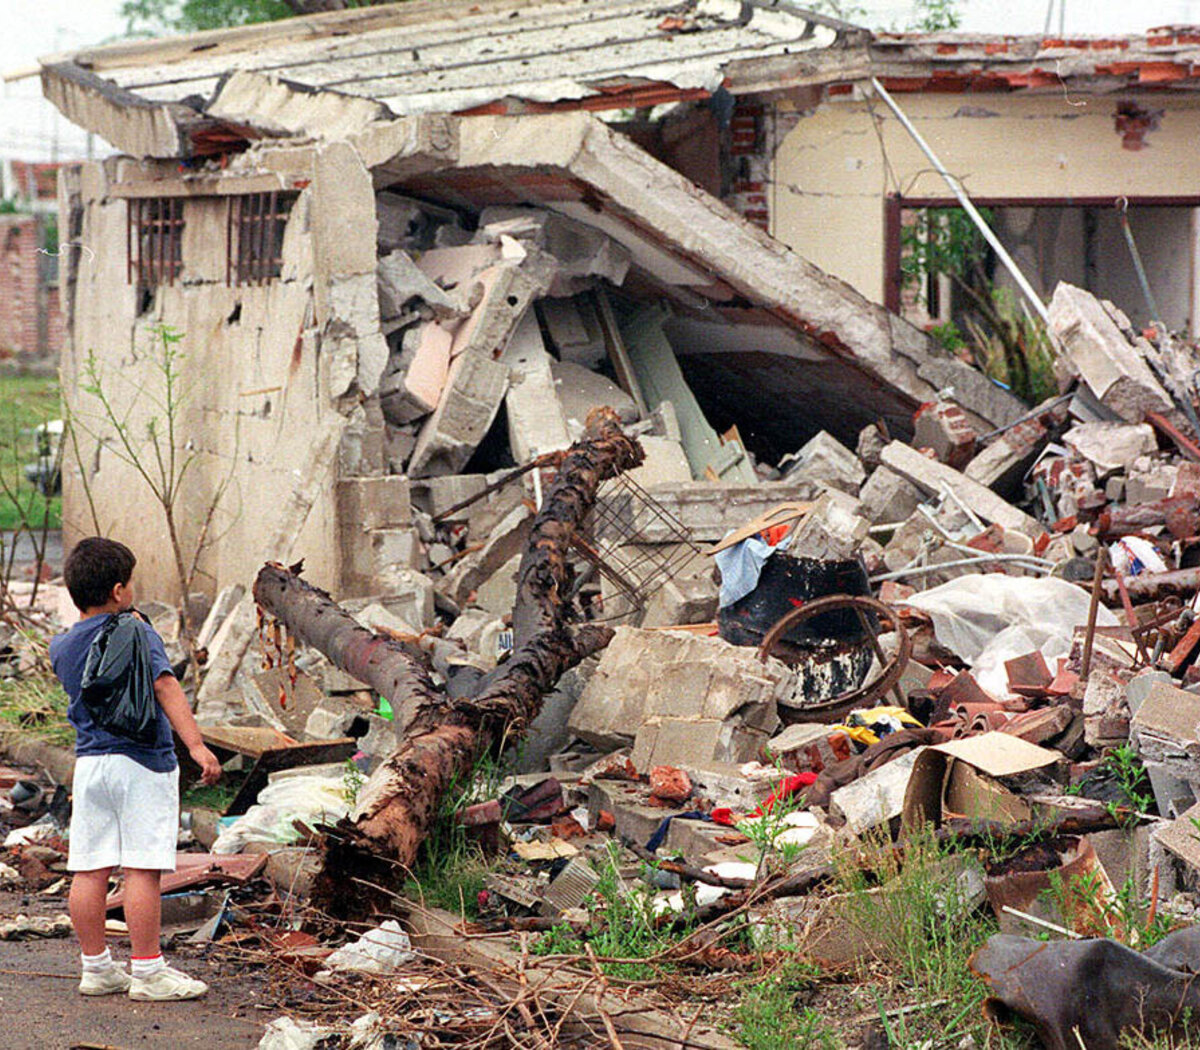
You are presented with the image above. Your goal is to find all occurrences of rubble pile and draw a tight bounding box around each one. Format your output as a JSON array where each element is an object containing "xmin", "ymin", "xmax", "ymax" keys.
[{"xmin": 16, "ymin": 273, "xmax": 1200, "ymax": 1046}]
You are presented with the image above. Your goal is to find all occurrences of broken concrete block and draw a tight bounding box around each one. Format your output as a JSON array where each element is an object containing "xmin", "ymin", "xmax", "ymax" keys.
[
  {"xmin": 513, "ymin": 663, "xmax": 593, "ymax": 775},
  {"xmin": 1064, "ymin": 422, "xmax": 1157, "ymax": 475},
  {"xmin": 476, "ymin": 206, "xmax": 631, "ymax": 294},
  {"xmin": 1131, "ymin": 682, "xmax": 1200, "ymax": 780},
  {"xmin": 1126, "ymin": 458, "xmax": 1179, "ymax": 504},
  {"xmin": 1049, "ymin": 282, "xmax": 1173, "ymax": 422},
  {"xmin": 632, "ymin": 717, "xmax": 769, "ymax": 770},
  {"xmin": 377, "ymin": 249, "xmax": 469, "ymax": 321},
  {"xmin": 379, "ymin": 322, "xmax": 453, "ymax": 426},
  {"xmin": 856, "ymin": 423, "xmax": 887, "ymax": 471},
  {"xmin": 913, "ymin": 401, "xmax": 977, "ymax": 470},
  {"xmin": 408, "ymin": 351, "xmax": 509, "ymax": 478},
  {"xmin": 304, "ymin": 697, "xmax": 369, "ymax": 742},
  {"xmin": 569, "ymin": 626, "xmax": 791, "ymax": 752},
  {"xmin": 449, "ymin": 262, "xmax": 546, "ymax": 361},
  {"xmin": 541, "ymin": 296, "xmax": 607, "ymax": 368},
  {"xmin": 786, "ymin": 490, "xmax": 868, "ymax": 561},
  {"xmin": 768, "ymin": 722, "xmax": 848, "ymax": 773},
  {"xmin": 344, "ymin": 574, "xmax": 435, "ymax": 632},
  {"xmin": 830, "ymin": 747, "xmax": 927, "ymax": 836},
  {"xmin": 964, "ymin": 417, "xmax": 1049, "ymax": 498},
  {"xmin": 917, "ymin": 357, "xmax": 1028, "ymax": 431},
  {"xmin": 1083, "ymin": 672, "xmax": 1131, "ymax": 748},
  {"xmin": 619, "ymin": 436, "xmax": 693, "ymax": 488},
  {"xmin": 473, "ymin": 553, "xmax": 522, "ymax": 616},
  {"xmin": 336, "ymin": 476, "xmax": 412, "ymax": 531},
  {"xmin": 879, "ymin": 441, "xmax": 1039, "ymax": 534},
  {"xmin": 858, "ymin": 466, "xmax": 923, "ymax": 525},
  {"xmin": 779, "ymin": 430, "xmax": 865, "ymax": 496},
  {"xmin": 639, "ymin": 574, "xmax": 719, "ymax": 627},
  {"xmin": 502, "ymin": 313, "xmax": 570, "ymax": 463},
  {"xmin": 445, "ymin": 504, "xmax": 533, "ymax": 606},
  {"xmin": 552, "ymin": 359, "xmax": 639, "ymax": 433}
]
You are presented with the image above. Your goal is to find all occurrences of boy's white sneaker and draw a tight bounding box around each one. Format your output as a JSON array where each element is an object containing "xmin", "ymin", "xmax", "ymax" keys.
[
  {"xmin": 128, "ymin": 965, "xmax": 208, "ymax": 1001},
  {"xmin": 79, "ymin": 966, "xmax": 133, "ymax": 996}
]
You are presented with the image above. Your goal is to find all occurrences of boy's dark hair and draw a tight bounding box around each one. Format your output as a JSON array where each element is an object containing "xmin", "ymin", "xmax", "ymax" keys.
[{"xmin": 64, "ymin": 537, "xmax": 136, "ymax": 611}]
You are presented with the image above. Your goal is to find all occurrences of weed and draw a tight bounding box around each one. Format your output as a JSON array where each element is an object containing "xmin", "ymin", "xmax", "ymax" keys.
[
  {"xmin": 1040, "ymin": 866, "xmax": 1173, "ymax": 947},
  {"xmin": 1118, "ymin": 1007, "xmax": 1196, "ymax": 1048},
  {"xmin": 401, "ymin": 750, "xmax": 507, "ymax": 919},
  {"xmin": 531, "ymin": 843, "xmax": 688, "ymax": 981},
  {"xmin": 0, "ymin": 374, "xmax": 61, "ymax": 533},
  {"xmin": 340, "ymin": 758, "xmax": 365, "ymax": 806},
  {"xmin": 180, "ymin": 775, "xmax": 244, "ymax": 812},
  {"xmin": 835, "ymin": 827, "xmax": 1013, "ymax": 1047},
  {"xmin": 733, "ymin": 959, "xmax": 839, "ymax": 1050},
  {"xmin": 1104, "ymin": 744, "xmax": 1155, "ymax": 818},
  {"xmin": 0, "ymin": 672, "xmax": 73, "ymax": 748}
]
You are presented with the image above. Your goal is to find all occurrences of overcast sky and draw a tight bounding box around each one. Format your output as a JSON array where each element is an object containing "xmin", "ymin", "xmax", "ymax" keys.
[{"xmin": 2, "ymin": 0, "xmax": 1200, "ymax": 162}]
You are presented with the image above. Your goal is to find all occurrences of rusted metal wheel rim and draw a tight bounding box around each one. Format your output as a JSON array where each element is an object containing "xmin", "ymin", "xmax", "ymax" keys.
[{"xmin": 755, "ymin": 593, "xmax": 912, "ymax": 720}]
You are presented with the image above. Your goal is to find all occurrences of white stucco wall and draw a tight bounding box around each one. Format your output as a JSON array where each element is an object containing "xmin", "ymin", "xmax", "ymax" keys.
[
  {"xmin": 61, "ymin": 158, "xmax": 344, "ymax": 604},
  {"xmin": 772, "ymin": 91, "xmax": 1200, "ymax": 309}
]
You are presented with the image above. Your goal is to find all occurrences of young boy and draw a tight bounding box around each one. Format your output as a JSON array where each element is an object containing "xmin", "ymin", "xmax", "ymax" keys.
[{"xmin": 50, "ymin": 536, "xmax": 222, "ymax": 1001}]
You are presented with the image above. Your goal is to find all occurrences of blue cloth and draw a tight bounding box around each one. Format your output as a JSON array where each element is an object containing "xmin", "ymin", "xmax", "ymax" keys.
[
  {"xmin": 645, "ymin": 810, "xmax": 709, "ymax": 852},
  {"xmin": 714, "ymin": 528, "xmax": 795, "ymax": 609},
  {"xmin": 51, "ymin": 614, "xmax": 177, "ymax": 773}
]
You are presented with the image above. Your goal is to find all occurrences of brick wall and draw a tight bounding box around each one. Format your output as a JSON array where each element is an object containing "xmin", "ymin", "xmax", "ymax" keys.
[
  {"xmin": 0, "ymin": 214, "xmax": 60, "ymax": 365},
  {"xmin": 722, "ymin": 100, "xmax": 801, "ymax": 235}
]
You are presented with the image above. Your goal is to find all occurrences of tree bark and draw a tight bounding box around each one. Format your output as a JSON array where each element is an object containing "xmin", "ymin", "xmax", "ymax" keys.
[{"xmin": 252, "ymin": 409, "xmax": 642, "ymax": 907}]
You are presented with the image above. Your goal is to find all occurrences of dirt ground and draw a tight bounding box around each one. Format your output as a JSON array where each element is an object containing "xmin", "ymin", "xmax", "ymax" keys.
[{"xmin": 0, "ymin": 888, "xmax": 276, "ymax": 1050}]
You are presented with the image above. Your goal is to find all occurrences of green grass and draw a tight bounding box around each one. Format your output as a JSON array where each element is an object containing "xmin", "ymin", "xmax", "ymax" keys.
[
  {"xmin": 734, "ymin": 960, "xmax": 840, "ymax": 1050},
  {"xmin": 0, "ymin": 374, "xmax": 61, "ymax": 532},
  {"xmin": 0, "ymin": 667, "xmax": 73, "ymax": 748}
]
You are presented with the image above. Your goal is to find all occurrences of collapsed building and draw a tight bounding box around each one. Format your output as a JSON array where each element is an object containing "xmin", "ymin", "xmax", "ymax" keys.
[
  {"xmin": 21, "ymin": 4, "xmax": 1200, "ymax": 1046},
  {"xmin": 39, "ymin": 0, "xmax": 1032, "ymax": 610}
]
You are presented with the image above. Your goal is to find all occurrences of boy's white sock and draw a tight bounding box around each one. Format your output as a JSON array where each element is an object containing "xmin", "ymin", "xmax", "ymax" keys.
[
  {"xmin": 81, "ymin": 948, "xmax": 115, "ymax": 973},
  {"xmin": 131, "ymin": 955, "xmax": 166, "ymax": 979}
]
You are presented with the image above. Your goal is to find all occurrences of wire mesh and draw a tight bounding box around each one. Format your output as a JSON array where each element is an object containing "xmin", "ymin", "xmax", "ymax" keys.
[{"xmin": 579, "ymin": 470, "xmax": 706, "ymax": 623}]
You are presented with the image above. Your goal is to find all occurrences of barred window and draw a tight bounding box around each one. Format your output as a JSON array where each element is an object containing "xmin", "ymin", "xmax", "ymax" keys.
[
  {"xmin": 227, "ymin": 192, "xmax": 295, "ymax": 286},
  {"xmin": 126, "ymin": 197, "xmax": 184, "ymax": 287}
]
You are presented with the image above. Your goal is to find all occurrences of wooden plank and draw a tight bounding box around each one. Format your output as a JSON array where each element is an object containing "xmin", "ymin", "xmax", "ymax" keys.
[{"xmin": 593, "ymin": 287, "xmax": 648, "ymax": 415}]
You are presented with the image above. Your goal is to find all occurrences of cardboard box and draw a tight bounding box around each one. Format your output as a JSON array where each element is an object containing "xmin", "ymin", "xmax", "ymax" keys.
[{"xmin": 902, "ymin": 732, "xmax": 1061, "ymax": 829}]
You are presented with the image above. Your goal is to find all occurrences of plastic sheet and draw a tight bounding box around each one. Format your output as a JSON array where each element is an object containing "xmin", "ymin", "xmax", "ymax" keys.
[
  {"xmin": 212, "ymin": 768, "xmax": 351, "ymax": 854},
  {"xmin": 319, "ymin": 920, "xmax": 416, "ymax": 975},
  {"xmin": 904, "ymin": 574, "xmax": 1118, "ymax": 698}
]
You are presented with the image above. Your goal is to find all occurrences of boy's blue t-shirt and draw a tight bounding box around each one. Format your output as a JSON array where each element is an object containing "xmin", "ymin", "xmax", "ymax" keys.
[{"xmin": 50, "ymin": 614, "xmax": 178, "ymax": 773}]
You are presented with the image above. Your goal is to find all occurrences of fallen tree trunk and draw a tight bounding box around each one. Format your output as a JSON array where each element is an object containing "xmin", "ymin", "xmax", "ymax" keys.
[{"xmin": 253, "ymin": 409, "xmax": 642, "ymax": 907}]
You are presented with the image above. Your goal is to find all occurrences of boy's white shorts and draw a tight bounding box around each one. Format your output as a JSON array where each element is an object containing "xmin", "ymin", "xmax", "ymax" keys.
[{"xmin": 68, "ymin": 754, "xmax": 179, "ymax": 872}]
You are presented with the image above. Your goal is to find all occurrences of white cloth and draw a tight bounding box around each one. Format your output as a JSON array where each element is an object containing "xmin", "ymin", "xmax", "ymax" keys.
[{"xmin": 68, "ymin": 754, "xmax": 179, "ymax": 872}]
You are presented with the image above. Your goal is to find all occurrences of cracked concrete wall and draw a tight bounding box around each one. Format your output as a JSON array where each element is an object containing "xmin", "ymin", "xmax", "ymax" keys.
[
  {"xmin": 62, "ymin": 155, "xmax": 346, "ymax": 604},
  {"xmin": 771, "ymin": 92, "xmax": 1200, "ymax": 306}
]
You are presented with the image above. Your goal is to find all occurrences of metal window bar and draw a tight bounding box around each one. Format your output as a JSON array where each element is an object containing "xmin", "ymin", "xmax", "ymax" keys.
[
  {"xmin": 127, "ymin": 198, "xmax": 184, "ymax": 287},
  {"xmin": 580, "ymin": 471, "xmax": 707, "ymax": 623},
  {"xmin": 229, "ymin": 192, "xmax": 294, "ymax": 287}
]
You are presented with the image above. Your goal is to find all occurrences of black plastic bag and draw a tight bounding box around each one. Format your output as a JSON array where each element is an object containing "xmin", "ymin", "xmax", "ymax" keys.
[{"xmin": 79, "ymin": 612, "xmax": 159, "ymax": 746}]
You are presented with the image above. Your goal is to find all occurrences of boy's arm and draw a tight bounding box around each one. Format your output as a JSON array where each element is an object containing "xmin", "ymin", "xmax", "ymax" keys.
[{"xmin": 154, "ymin": 674, "xmax": 222, "ymax": 785}]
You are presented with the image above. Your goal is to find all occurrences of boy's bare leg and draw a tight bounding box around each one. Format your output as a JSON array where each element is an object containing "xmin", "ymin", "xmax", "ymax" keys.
[
  {"xmin": 69, "ymin": 868, "xmax": 113, "ymax": 956},
  {"xmin": 122, "ymin": 868, "xmax": 163, "ymax": 958}
]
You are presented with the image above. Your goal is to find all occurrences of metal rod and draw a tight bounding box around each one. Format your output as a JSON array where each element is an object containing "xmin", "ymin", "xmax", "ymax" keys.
[
  {"xmin": 1080, "ymin": 546, "xmax": 1107, "ymax": 681},
  {"xmin": 869, "ymin": 554, "xmax": 1055, "ymax": 582},
  {"xmin": 870, "ymin": 77, "xmax": 1051, "ymax": 327},
  {"xmin": 1118, "ymin": 210, "xmax": 1162, "ymax": 327}
]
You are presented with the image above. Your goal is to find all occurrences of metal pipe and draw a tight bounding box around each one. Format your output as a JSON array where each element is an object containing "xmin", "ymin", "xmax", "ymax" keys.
[
  {"xmin": 870, "ymin": 555, "xmax": 1055, "ymax": 583},
  {"xmin": 870, "ymin": 77, "xmax": 1051, "ymax": 327}
]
